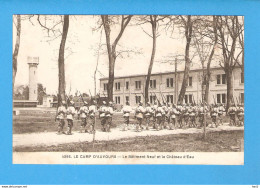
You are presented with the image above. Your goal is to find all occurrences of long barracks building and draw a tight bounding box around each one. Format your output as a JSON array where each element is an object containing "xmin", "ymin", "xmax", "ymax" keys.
[{"xmin": 99, "ymin": 66, "xmax": 244, "ymax": 107}]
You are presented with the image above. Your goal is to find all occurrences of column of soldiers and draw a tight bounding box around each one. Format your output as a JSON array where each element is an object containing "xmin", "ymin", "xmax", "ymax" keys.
[
  {"xmin": 56, "ymin": 97, "xmax": 244, "ymax": 134},
  {"xmin": 128, "ymin": 100, "xmax": 244, "ymax": 132}
]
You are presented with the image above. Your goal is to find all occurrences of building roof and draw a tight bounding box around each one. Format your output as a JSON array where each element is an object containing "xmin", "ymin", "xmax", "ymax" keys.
[{"xmin": 99, "ymin": 65, "xmax": 224, "ymax": 81}]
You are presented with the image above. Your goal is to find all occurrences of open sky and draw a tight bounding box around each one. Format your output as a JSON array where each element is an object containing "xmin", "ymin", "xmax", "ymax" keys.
[{"xmin": 13, "ymin": 15, "xmax": 226, "ymax": 95}]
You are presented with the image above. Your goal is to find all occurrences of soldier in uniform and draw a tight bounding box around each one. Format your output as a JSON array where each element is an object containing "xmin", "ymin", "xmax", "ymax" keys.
[
  {"xmin": 210, "ymin": 104, "xmax": 219, "ymax": 128},
  {"xmin": 79, "ymin": 101, "xmax": 89, "ymax": 133},
  {"xmin": 99, "ymin": 101, "xmax": 107, "ymax": 132},
  {"xmin": 135, "ymin": 101, "xmax": 145, "ymax": 132},
  {"xmin": 105, "ymin": 101, "xmax": 114, "ymax": 132},
  {"xmin": 189, "ymin": 104, "xmax": 197, "ymax": 127},
  {"xmin": 183, "ymin": 104, "xmax": 190, "ymax": 128},
  {"xmin": 66, "ymin": 101, "xmax": 76, "ymax": 135},
  {"xmin": 169, "ymin": 103, "xmax": 178, "ymax": 130},
  {"xmin": 122, "ymin": 101, "xmax": 132, "ymax": 131},
  {"xmin": 56, "ymin": 100, "xmax": 67, "ymax": 134},
  {"xmin": 161, "ymin": 102, "xmax": 167, "ymax": 129},
  {"xmin": 237, "ymin": 104, "xmax": 244, "ymax": 126},
  {"xmin": 155, "ymin": 103, "xmax": 164, "ymax": 131},
  {"xmin": 198, "ymin": 102, "xmax": 208, "ymax": 128},
  {"xmin": 88, "ymin": 100, "xmax": 97, "ymax": 133},
  {"xmin": 144, "ymin": 102, "xmax": 153, "ymax": 130},
  {"xmin": 176, "ymin": 103, "xmax": 183, "ymax": 128},
  {"xmin": 228, "ymin": 103, "xmax": 237, "ymax": 126},
  {"xmin": 217, "ymin": 103, "xmax": 225, "ymax": 126},
  {"xmin": 151, "ymin": 101, "xmax": 158, "ymax": 129}
]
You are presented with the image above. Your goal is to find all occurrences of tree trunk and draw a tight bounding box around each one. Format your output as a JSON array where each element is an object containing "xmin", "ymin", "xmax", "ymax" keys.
[
  {"xmin": 13, "ymin": 15, "xmax": 21, "ymax": 90},
  {"xmin": 107, "ymin": 55, "xmax": 115, "ymax": 101},
  {"xmin": 226, "ymin": 68, "xmax": 233, "ymax": 110},
  {"xmin": 58, "ymin": 15, "xmax": 69, "ymax": 101},
  {"xmin": 178, "ymin": 16, "xmax": 192, "ymax": 103},
  {"xmin": 145, "ymin": 17, "xmax": 157, "ymax": 104}
]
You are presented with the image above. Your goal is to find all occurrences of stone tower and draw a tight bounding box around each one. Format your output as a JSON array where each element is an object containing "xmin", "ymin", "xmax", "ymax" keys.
[{"xmin": 28, "ymin": 56, "xmax": 39, "ymax": 101}]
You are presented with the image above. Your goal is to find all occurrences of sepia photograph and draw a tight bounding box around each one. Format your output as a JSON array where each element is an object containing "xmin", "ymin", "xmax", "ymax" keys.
[{"xmin": 12, "ymin": 15, "xmax": 244, "ymax": 164}]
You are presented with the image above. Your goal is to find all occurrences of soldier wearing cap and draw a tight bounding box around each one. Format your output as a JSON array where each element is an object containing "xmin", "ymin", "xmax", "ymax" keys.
[
  {"xmin": 176, "ymin": 103, "xmax": 182, "ymax": 128},
  {"xmin": 183, "ymin": 104, "xmax": 190, "ymax": 128},
  {"xmin": 105, "ymin": 101, "xmax": 114, "ymax": 132},
  {"xmin": 169, "ymin": 103, "xmax": 178, "ymax": 130},
  {"xmin": 198, "ymin": 102, "xmax": 208, "ymax": 128},
  {"xmin": 135, "ymin": 101, "xmax": 145, "ymax": 132},
  {"xmin": 237, "ymin": 104, "xmax": 244, "ymax": 126},
  {"xmin": 88, "ymin": 100, "xmax": 97, "ymax": 133},
  {"xmin": 144, "ymin": 102, "xmax": 153, "ymax": 130},
  {"xmin": 161, "ymin": 102, "xmax": 168, "ymax": 129},
  {"xmin": 217, "ymin": 103, "xmax": 225, "ymax": 126},
  {"xmin": 79, "ymin": 101, "xmax": 89, "ymax": 133},
  {"xmin": 122, "ymin": 101, "xmax": 132, "ymax": 131},
  {"xmin": 99, "ymin": 101, "xmax": 107, "ymax": 132},
  {"xmin": 151, "ymin": 101, "xmax": 158, "ymax": 129},
  {"xmin": 210, "ymin": 104, "xmax": 219, "ymax": 128},
  {"xmin": 228, "ymin": 103, "xmax": 237, "ymax": 126},
  {"xmin": 155, "ymin": 102, "xmax": 164, "ymax": 131},
  {"xmin": 56, "ymin": 100, "xmax": 67, "ymax": 134},
  {"xmin": 189, "ymin": 103, "xmax": 197, "ymax": 127},
  {"xmin": 66, "ymin": 101, "xmax": 76, "ymax": 135}
]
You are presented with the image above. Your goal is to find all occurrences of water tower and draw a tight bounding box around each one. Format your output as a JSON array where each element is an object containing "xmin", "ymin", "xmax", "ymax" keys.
[{"xmin": 28, "ymin": 56, "xmax": 39, "ymax": 101}]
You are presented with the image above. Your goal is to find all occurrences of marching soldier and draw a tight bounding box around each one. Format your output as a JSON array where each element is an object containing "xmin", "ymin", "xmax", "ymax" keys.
[
  {"xmin": 144, "ymin": 102, "xmax": 153, "ymax": 130},
  {"xmin": 99, "ymin": 101, "xmax": 107, "ymax": 132},
  {"xmin": 152, "ymin": 101, "xmax": 158, "ymax": 129},
  {"xmin": 169, "ymin": 104, "xmax": 178, "ymax": 130},
  {"xmin": 79, "ymin": 101, "xmax": 89, "ymax": 133},
  {"xmin": 56, "ymin": 100, "xmax": 67, "ymax": 134},
  {"xmin": 198, "ymin": 102, "xmax": 208, "ymax": 128},
  {"xmin": 176, "ymin": 103, "xmax": 182, "ymax": 128},
  {"xmin": 183, "ymin": 104, "xmax": 190, "ymax": 127},
  {"xmin": 228, "ymin": 103, "xmax": 237, "ymax": 126},
  {"xmin": 88, "ymin": 100, "xmax": 97, "ymax": 133},
  {"xmin": 218, "ymin": 103, "xmax": 225, "ymax": 126},
  {"xmin": 162, "ymin": 102, "xmax": 168, "ymax": 129},
  {"xmin": 105, "ymin": 101, "xmax": 114, "ymax": 132},
  {"xmin": 155, "ymin": 103, "xmax": 164, "ymax": 131},
  {"xmin": 237, "ymin": 104, "xmax": 244, "ymax": 126},
  {"xmin": 210, "ymin": 104, "xmax": 219, "ymax": 128},
  {"xmin": 135, "ymin": 101, "xmax": 145, "ymax": 132},
  {"xmin": 122, "ymin": 101, "xmax": 132, "ymax": 131},
  {"xmin": 189, "ymin": 104, "xmax": 197, "ymax": 127},
  {"xmin": 66, "ymin": 101, "xmax": 76, "ymax": 135}
]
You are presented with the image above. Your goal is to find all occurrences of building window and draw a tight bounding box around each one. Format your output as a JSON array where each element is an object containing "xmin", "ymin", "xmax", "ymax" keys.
[
  {"xmin": 217, "ymin": 93, "xmax": 226, "ymax": 104},
  {"xmin": 125, "ymin": 96, "xmax": 129, "ymax": 103},
  {"xmin": 217, "ymin": 74, "xmax": 226, "ymax": 85},
  {"xmin": 115, "ymin": 82, "xmax": 121, "ymax": 90},
  {"xmin": 150, "ymin": 95, "xmax": 156, "ymax": 104},
  {"xmin": 166, "ymin": 95, "xmax": 173, "ymax": 103},
  {"xmin": 103, "ymin": 83, "xmax": 108, "ymax": 91},
  {"xmin": 241, "ymin": 72, "xmax": 244, "ymax": 84},
  {"xmin": 240, "ymin": 93, "xmax": 244, "ymax": 104},
  {"xmin": 126, "ymin": 81, "xmax": 129, "ymax": 90},
  {"xmin": 135, "ymin": 81, "xmax": 141, "ymax": 89},
  {"xmin": 115, "ymin": 96, "xmax": 120, "ymax": 104},
  {"xmin": 166, "ymin": 78, "xmax": 174, "ymax": 88},
  {"xmin": 135, "ymin": 96, "xmax": 141, "ymax": 104},
  {"xmin": 149, "ymin": 79, "xmax": 156, "ymax": 88},
  {"xmin": 184, "ymin": 94, "xmax": 193, "ymax": 104},
  {"xmin": 188, "ymin": 77, "xmax": 192, "ymax": 86}
]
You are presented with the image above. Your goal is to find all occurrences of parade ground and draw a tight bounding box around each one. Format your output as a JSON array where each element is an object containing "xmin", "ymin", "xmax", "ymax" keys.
[{"xmin": 13, "ymin": 108, "xmax": 244, "ymax": 152}]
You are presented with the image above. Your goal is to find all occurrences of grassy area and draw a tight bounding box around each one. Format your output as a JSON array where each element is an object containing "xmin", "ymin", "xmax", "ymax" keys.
[
  {"xmin": 13, "ymin": 130, "xmax": 244, "ymax": 152},
  {"xmin": 13, "ymin": 110, "xmax": 231, "ymax": 134}
]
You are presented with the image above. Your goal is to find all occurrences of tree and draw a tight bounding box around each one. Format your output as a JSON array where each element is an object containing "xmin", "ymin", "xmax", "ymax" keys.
[
  {"xmin": 13, "ymin": 15, "xmax": 21, "ymax": 89},
  {"xmin": 37, "ymin": 83, "xmax": 46, "ymax": 105},
  {"xmin": 177, "ymin": 16, "xmax": 194, "ymax": 103},
  {"xmin": 136, "ymin": 15, "xmax": 167, "ymax": 103},
  {"xmin": 37, "ymin": 15, "xmax": 70, "ymax": 104},
  {"xmin": 101, "ymin": 15, "xmax": 132, "ymax": 101},
  {"xmin": 193, "ymin": 16, "xmax": 218, "ymax": 103},
  {"xmin": 216, "ymin": 16, "xmax": 243, "ymax": 109}
]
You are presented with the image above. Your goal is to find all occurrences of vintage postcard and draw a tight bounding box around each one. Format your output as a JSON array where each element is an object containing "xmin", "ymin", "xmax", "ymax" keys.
[{"xmin": 12, "ymin": 15, "xmax": 244, "ymax": 164}]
